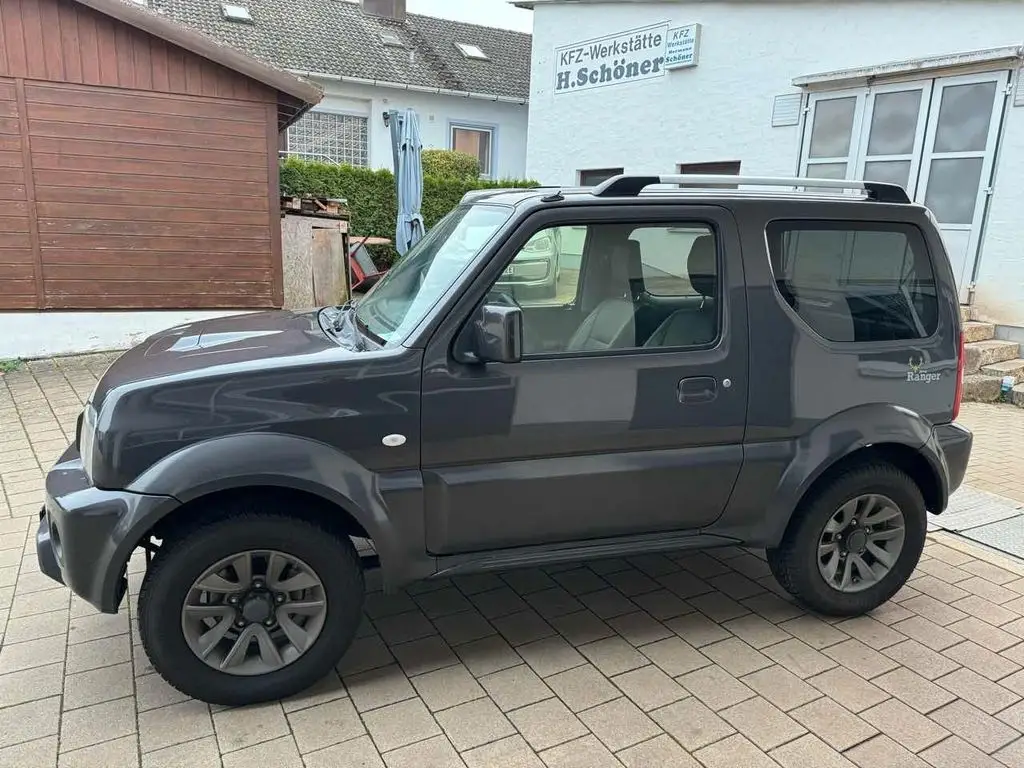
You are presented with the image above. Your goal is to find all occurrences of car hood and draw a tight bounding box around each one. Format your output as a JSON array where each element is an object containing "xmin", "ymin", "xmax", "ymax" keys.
[{"xmin": 91, "ymin": 309, "xmax": 347, "ymax": 408}]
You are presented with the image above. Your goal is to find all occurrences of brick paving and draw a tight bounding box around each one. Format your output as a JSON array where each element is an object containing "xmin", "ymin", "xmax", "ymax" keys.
[{"xmin": 3, "ymin": 356, "xmax": 1024, "ymax": 766}]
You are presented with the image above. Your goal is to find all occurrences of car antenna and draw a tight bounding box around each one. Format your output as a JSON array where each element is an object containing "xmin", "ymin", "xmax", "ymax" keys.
[{"xmin": 540, "ymin": 189, "xmax": 564, "ymax": 202}]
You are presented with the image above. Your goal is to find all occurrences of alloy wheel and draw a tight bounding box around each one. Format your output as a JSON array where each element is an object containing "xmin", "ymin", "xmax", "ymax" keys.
[
  {"xmin": 817, "ymin": 494, "xmax": 906, "ymax": 593},
  {"xmin": 180, "ymin": 550, "xmax": 328, "ymax": 675}
]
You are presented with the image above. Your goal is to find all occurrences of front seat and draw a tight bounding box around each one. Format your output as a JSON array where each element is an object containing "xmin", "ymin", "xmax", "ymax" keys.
[
  {"xmin": 644, "ymin": 235, "xmax": 718, "ymax": 348},
  {"xmin": 566, "ymin": 240, "xmax": 643, "ymax": 352}
]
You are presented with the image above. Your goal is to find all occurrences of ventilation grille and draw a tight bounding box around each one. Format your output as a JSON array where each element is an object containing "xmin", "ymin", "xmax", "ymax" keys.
[{"xmin": 772, "ymin": 93, "xmax": 804, "ymax": 127}]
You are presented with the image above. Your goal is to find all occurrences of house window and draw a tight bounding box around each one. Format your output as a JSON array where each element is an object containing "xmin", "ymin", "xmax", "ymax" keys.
[
  {"xmin": 578, "ymin": 168, "xmax": 623, "ymax": 186},
  {"xmin": 455, "ymin": 42, "xmax": 489, "ymax": 60},
  {"xmin": 678, "ymin": 161, "xmax": 741, "ymax": 175},
  {"xmin": 451, "ymin": 125, "xmax": 493, "ymax": 177},
  {"xmin": 678, "ymin": 161, "xmax": 741, "ymax": 188},
  {"xmin": 286, "ymin": 111, "xmax": 368, "ymax": 167}
]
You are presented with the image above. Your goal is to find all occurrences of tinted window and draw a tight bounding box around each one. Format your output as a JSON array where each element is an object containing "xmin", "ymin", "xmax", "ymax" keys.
[{"xmin": 766, "ymin": 221, "xmax": 938, "ymax": 342}]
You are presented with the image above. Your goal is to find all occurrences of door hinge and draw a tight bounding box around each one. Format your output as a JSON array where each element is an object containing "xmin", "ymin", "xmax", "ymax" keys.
[
  {"xmin": 984, "ymin": 186, "xmax": 995, "ymax": 196},
  {"xmin": 1005, "ymin": 81, "xmax": 1015, "ymax": 95}
]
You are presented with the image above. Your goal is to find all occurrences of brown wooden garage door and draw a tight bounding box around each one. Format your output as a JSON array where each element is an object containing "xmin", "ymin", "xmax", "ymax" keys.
[
  {"xmin": 0, "ymin": 0, "xmax": 283, "ymax": 311},
  {"xmin": 27, "ymin": 81, "xmax": 276, "ymax": 310},
  {"xmin": 0, "ymin": 80, "xmax": 34, "ymax": 309}
]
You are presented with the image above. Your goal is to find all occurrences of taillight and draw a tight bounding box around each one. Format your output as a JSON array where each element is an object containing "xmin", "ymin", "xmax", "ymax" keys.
[{"xmin": 953, "ymin": 331, "xmax": 965, "ymax": 421}]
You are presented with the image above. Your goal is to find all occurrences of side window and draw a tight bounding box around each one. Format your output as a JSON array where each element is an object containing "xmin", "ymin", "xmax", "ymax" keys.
[
  {"xmin": 631, "ymin": 225, "xmax": 716, "ymax": 298},
  {"xmin": 497, "ymin": 226, "xmax": 583, "ymax": 307},
  {"xmin": 766, "ymin": 220, "xmax": 938, "ymax": 342},
  {"xmin": 493, "ymin": 221, "xmax": 720, "ymax": 356}
]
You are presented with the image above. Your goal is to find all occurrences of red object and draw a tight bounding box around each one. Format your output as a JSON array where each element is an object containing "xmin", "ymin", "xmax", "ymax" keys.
[
  {"xmin": 953, "ymin": 331, "xmax": 965, "ymax": 421},
  {"xmin": 349, "ymin": 236, "xmax": 392, "ymax": 292}
]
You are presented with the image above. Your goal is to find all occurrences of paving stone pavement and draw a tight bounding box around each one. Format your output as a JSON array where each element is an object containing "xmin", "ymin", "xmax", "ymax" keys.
[{"xmin": 3, "ymin": 356, "xmax": 1024, "ymax": 766}]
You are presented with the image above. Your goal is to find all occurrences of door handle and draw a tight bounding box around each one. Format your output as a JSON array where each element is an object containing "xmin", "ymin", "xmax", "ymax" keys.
[{"xmin": 677, "ymin": 376, "xmax": 718, "ymax": 404}]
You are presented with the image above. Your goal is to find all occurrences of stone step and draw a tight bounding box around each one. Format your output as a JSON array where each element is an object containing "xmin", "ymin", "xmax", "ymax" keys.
[
  {"xmin": 964, "ymin": 320, "xmax": 996, "ymax": 343},
  {"xmin": 1013, "ymin": 384, "xmax": 1024, "ymax": 408},
  {"xmin": 980, "ymin": 359, "xmax": 1024, "ymax": 381},
  {"xmin": 963, "ymin": 374, "xmax": 1001, "ymax": 402},
  {"xmin": 965, "ymin": 339, "xmax": 1020, "ymax": 374},
  {"xmin": 960, "ymin": 305, "xmax": 974, "ymax": 323}
]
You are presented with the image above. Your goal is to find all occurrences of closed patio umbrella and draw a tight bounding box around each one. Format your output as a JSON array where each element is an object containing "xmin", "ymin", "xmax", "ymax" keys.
[{"xmin": 394, "ymin": 108, "xmax": 425, "ymax": 257}]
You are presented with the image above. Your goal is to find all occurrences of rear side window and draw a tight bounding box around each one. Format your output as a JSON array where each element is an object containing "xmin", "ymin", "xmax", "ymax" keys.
[{"xmin": 766, "ymin": 220, "xmax": 938, "ymax": 342}]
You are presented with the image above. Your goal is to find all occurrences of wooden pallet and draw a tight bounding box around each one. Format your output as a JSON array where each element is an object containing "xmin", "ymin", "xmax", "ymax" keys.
[{"xmin": 280, "ymin": 195, "xmax": 350, "ymax": 219}]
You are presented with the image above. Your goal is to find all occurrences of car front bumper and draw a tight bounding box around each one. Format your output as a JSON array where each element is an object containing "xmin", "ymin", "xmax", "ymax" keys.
[{"xmin": 36, "ymin": 444, "xmax": 179, "ymax": 613}]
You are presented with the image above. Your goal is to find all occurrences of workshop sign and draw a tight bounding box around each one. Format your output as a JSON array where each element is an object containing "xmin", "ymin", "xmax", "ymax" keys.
[{"xmin": 554, "ymin": 22, "xmax": 701, "ymax": 94}]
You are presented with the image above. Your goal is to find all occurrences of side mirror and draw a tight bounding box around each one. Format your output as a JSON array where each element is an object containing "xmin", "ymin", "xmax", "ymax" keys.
[{"xmin": 468, "ymin": 303, "xmax": 523, "ymax": 364}]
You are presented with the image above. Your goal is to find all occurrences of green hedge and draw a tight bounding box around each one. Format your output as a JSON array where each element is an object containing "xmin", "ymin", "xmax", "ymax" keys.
[
  {"xmin": 279, "ymin": 157, "xmax": 539, "ymax": 268},
  {"xmin": 422, "ymin": 149, "xmax": 480, "ymax": 179}
]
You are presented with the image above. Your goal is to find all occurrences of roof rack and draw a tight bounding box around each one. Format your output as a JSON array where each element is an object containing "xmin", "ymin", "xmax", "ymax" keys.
[
  {"xmin": 591, "ymin": 174, "xmax": 911, "ymax": 204},
  {"xmin": 459, "ymin": 186, "xmax": 562, "ymax": 204}
]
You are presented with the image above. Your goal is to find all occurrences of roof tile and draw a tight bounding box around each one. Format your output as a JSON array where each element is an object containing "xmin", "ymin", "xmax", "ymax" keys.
[{"xmin": 148, "ymin": 0, "xmax": 531, "ymax": 100}]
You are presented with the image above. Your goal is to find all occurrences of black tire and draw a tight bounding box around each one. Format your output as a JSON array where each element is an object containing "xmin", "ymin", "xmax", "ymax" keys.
[
  {"xmin": 139, "ymin": 507, "xmax": 364, "ymax": 706},
  {"xmin": 765, "ymin": 463, "xmax": 926, "ymax": 616}
]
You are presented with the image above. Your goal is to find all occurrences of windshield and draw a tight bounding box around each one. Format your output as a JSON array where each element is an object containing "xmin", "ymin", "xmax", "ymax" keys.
[{"xmin": 354, "ymin": 204, "xmax": 513, "ymax": 346}]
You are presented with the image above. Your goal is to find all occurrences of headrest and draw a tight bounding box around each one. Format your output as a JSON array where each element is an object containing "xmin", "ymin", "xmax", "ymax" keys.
[
  {"xmin": 688, "ymin": 235, "xmax": 717, "ymax": 298},
  {"xmin": 595, "ymin": 232, "xmax": 644, "ymax": 291}
]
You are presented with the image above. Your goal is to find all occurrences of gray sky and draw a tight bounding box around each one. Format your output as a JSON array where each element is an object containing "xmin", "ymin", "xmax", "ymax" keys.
[{"xmin": 406, "ymin": 0, "xmax": 533, "ymax": 33}]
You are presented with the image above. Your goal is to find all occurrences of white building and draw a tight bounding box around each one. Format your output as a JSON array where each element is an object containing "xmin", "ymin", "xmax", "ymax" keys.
[
  {"xmin": 163, "ymin": 0, "xmax": 532, "ymax": 179},
  {"xmin": 518, "ymin": 0, "xmax": 1024, "ymax": 334}
]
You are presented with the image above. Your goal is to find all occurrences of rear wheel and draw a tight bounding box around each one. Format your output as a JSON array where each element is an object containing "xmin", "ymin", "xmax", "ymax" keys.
[
  {"xmin": 766, "ymin": 463, "xmax": 926, "ymax": 616},
  {"xmin": 139, "ymin": 507, "xmax": 364, "ymax": 706}
]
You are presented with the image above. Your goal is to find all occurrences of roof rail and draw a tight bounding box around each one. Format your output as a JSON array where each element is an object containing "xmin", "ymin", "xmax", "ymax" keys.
[
  {"xmin": 591, "ymin": 174, "xmax": 911, "ymax": 204},
  {"xmin": 460, "ymin": 188, "xmax": 517, "ymax": 203},
  {"xmin": 459, "ymin": 186, "xmax": 563, "ymax": 204}
]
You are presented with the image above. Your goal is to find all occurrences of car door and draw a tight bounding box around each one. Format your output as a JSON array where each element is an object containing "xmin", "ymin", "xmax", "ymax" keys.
[{"xmin": 419, "ymin": 203, "xmax": 749, "ymax": 556}]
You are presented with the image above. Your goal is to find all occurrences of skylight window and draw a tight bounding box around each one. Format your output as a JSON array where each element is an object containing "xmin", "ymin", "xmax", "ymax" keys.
[
  {"xmin": 455, "ymin": 42, "xmax": 489, "ymax": 60},
  {"xmin": 221, "ymin": 4, "xmax": 253, "ymax": 22},
  {"xmin": 380, "ymin": 31, "xmax": 404, "ymax": 47}
]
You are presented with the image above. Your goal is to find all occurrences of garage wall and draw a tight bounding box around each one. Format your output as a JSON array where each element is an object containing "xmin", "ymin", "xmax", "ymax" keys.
[
  {"xmin": 0, "ymin": 0, "xmax": 283, "ymax": 311},
  {"xmin": 0, "ymin": 79, "xmax": 34, "ymax": 309}
]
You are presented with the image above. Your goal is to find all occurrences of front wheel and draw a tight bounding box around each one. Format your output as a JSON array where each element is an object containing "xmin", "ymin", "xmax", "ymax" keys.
[
  {"xmin": 766, "ymin": 463, "xmax": 926, "ymax": 616},
  {"xmin": 139, "ymin": 509, "xmax": 364, "ymax": 706}
]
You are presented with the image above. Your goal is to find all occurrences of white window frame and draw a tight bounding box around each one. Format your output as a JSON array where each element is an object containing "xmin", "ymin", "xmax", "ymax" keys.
[
  {"xmin": 916, "ymin": 69, "xmax": 1009, "ymax": 288},
  {"xmin": 854, "ymin": 79, "xmax": 932, "ymax": 198},
  {"xmin": 800, "ymin": 88, "xmax": 867, "ymax": 180},
  {"xmin": 455, "ymin": 42, "xmax": 489, "ymax": 60},
  {"xmin": 449, "ymin": 123, "xmax": 495, "ymax": 178},
  {"xmin": 285, "ymin": 109, "xmax": 369, "ymax": 167}
]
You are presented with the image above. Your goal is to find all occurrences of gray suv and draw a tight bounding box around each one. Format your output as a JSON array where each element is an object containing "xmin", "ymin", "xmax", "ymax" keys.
[{"xmin": 36, "ymin": 174, "xmax": 972, "ymax": 706}]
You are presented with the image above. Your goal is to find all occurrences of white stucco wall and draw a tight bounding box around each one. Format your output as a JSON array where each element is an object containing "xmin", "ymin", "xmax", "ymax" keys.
[
  {"xmin": 526, "ymin": 0, "xmax": 1024, "ymax": 325},
  {"xmin": 0, "ymin": 311, "xmax": 250, "ymax": 360},
  {"xmin": 310, "ymin": 79, "xmax": 530, "ymax": 179},
  {"xmin": 973, "ymin": 102, "xmax": 1024, "ymax": 327}
]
